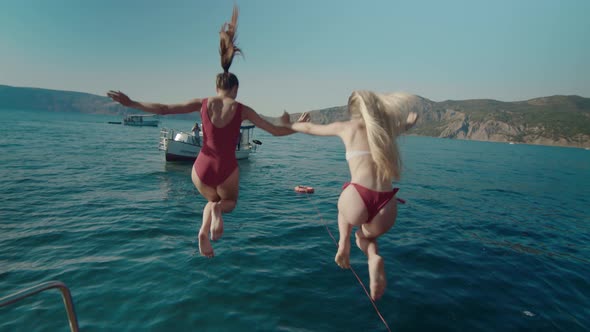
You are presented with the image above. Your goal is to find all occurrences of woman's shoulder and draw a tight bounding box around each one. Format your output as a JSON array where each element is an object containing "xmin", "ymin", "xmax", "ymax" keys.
[
  {"xmin": 207, "ymin": 97, "xmax": 241, "ymax": 110},
  {"xmin": 341, "ymin": 120, "xmax": 368, "ymax": 143},
  {"xmin": 339, "ymin": 119, "xmax": 364, "ymax": 131},
  {"xmin": 236, "ymin": 102, "xmax": 254, "ymax": 114}
]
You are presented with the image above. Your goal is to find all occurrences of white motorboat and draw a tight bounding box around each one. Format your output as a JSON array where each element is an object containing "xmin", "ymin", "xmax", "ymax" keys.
[
  {"xmin": 158, "ymin": 122, "xmax": 261, "ymax": 162},
  {"xmin": 123, "ymin": 114, "xmax": 159, "ymax": 127}
]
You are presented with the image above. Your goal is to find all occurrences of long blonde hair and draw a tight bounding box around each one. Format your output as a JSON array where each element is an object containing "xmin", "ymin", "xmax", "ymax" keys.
[
  {"xmin": 348, "ymin": 91, "xmax": 414, "ymax": 181},
  {"xmin": 216, "ymin": 5, "xmax": 242, "ymax": 90}
]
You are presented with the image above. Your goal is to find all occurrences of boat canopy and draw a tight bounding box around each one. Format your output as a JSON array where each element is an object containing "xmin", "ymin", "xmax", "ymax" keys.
[
  {"xmin": 125, "ymin": 114, "xmax": 158, "ymax": 118},
  {"xmin": 240, "ymin": 120, "xmax": 255, "ymax": 130}
]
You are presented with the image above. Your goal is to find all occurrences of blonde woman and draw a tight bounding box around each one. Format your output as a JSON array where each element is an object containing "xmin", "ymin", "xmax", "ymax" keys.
[
  {"xmin": 108, "ymin": 6, "xmax": 308, "ymax": 258},
  {"xmin": 282, "ymin": 91, "xmax": 418, "ymax": 300}
]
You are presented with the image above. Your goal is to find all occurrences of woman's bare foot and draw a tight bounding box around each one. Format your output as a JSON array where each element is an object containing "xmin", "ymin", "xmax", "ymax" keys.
[
  {"xmin": 210, "ymin": 202, "xmax": 224, "ymax": 241},
  {"xmin": 335, "ymin": 241, "xmax": 351, "ymax": 269},
  {"xmin": 198, "ymin": 231, "xmax": 214, "ymax": 257},
  {"xmin": 368, "ymin": 255, "xmax": 386, "ymax": 300}
]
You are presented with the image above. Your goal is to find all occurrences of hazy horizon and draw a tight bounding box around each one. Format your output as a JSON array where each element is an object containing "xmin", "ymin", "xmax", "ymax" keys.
[
  {"xmin": 2, "ymin": 0, "xmax": 589, "ymax": 115},
  {"xmin": 2, "ymin": 83, "xmax": 589, "ymax": 112}
]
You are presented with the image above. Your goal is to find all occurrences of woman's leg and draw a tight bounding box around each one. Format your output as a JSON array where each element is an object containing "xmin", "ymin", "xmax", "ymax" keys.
[
  {"xmin": 367, "ymin": 244, "xmax": 386, "ymax": 301},
  {"xmin": 335, "ymin": 212, "xmax": 353, "ymax": 269},
  {"xmin": 198, "ymin": 202, "xmax": 214, "ymax": 257},
  {"xmin": 355, "ymin": 230, "xmax": 386, "ymax": 300},
  {"xmin": 210, "ymin": 167, "xmax": 240, "ymax": 241},
  {"xmin": 192, "ymin": 167, "xmax": 220, "ymax": 256},
  {"xmin": 355, "ymin": 198, "xmax": 398, "ymax": 301},
  {"xmin": 335, "ymin": 186, "xmax": 366, "ymax": 268}
]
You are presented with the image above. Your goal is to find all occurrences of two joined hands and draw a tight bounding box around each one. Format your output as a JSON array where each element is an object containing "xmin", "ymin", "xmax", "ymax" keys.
[{"xmin": 280, "ymin": 111, "xmax": 310, "ymax": 127}]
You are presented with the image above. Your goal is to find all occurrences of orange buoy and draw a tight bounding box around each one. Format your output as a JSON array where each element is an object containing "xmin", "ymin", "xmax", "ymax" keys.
[{"xmin": 294, "ymin": 185, "xmax": 314, "ymax": 194}]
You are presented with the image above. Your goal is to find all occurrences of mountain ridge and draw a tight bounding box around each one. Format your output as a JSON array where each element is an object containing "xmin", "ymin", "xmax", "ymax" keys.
[
  {"xmin": 290, "ymin": 94, "xmax": 590, "ymax": 148},
  {"xmin": 1, "ymin": 84, "xmax": 588, "ymax": 148}
]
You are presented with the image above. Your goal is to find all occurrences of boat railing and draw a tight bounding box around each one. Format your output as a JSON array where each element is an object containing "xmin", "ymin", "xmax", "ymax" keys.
[
  {"xmin": 0, "ymin": 280, "xmax": 79, "ymax": 332},
  {"xmin": 159, "ymin": 128, "xmax": 176, "ymax": 151},
  {"xmin": 159, "ymin": 126, "xmax": 258, "ymax": 153}
]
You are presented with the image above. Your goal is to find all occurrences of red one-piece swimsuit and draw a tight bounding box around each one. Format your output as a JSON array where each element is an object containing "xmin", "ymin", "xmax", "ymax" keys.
[{"xmin": 193, "ymin": 98, "xmax": 243, "ymax": 187}]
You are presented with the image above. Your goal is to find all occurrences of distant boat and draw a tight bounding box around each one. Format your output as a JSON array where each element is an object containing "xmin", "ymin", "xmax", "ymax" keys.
[
  {"xmin": 158, "ymin": 121, "xmax": 261, "ymax": 162},
  {"xmin": 107, "ymin": 121, "xmax": 121, "ymax": 125},
  {"xmin": 123, "ymin": 114, "xmax": 159, "ymax": 127}
]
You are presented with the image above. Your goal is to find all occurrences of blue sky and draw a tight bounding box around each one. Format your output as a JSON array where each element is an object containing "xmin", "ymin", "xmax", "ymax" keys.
[{"xmin": 1, "ymin": 0, "xmax": 589, "ymax": 115}]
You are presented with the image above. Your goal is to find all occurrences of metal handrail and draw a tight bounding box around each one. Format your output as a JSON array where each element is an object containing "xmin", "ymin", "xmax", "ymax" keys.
[{"xmin": 0, "ymin": 280, "xmax": 79, "ymax": 332}]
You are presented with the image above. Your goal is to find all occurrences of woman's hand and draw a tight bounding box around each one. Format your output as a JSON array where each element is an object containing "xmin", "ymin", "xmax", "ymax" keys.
[
  {"xmin": 281, "ymin": 111, "xmax": 310, "ymax": 127},
  {"xmin": 107, "ymin": 90, "xmax": 133, "ymax": 107},
  {"xmin": 280, "ymin": 111, "xmax": 292, "ymax": 127},
  {"xmin": 297, "ymin": 112, "xmax": 310, "ymax": 123},
  {"xmin": 405, "ymin": 112, "xmax": 418, "ymax": 130}
]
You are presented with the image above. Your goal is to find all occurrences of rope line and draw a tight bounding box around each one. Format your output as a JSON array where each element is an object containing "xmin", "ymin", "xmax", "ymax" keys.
[{"xmin": 304, "ymin": 193, "xmax": 392, "ymax": 332}]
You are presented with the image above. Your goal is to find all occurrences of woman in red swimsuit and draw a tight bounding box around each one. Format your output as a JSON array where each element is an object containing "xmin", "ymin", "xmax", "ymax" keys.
[
  {"xmin": 282, "ymin": 91, "xmax": 418, "ymax": 300},
  {"xmin": 108, "ymin": 6, "xmax": 308, "ymax": 258}
]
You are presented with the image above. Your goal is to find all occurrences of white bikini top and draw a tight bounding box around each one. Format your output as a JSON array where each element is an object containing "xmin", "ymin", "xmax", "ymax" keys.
[{"xmin": 345, "ymin": 150, "xmax": 371, "ymax": 161}]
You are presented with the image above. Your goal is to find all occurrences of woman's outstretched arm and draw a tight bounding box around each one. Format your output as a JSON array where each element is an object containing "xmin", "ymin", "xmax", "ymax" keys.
[
  {"xmin": 107, "ymin": 90, "xmax": 202, "ymax": 115},
  {"xmin": 242, "ymin": 106, "xmax": 309, "ymax": 136},
  {"xmin": 281, "ymin": 111, "xmax": 344, "ymax": 137}
]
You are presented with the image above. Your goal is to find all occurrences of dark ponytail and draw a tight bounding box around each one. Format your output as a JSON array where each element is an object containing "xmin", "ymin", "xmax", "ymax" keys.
[{"xmin": 216, "ymin": 5, "xmax": 242, "ymax": 90}]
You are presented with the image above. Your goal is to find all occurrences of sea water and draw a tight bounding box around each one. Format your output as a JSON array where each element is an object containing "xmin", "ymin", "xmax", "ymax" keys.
[{"xmin": 1, "ymin": 109, "xmax": 589, "ymax": 331}]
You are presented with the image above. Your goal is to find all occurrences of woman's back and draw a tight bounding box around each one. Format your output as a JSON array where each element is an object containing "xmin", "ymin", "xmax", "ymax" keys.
[
  {"xmin": 200, "ymin": 97, "xmax": 243, "ymax": 157},
  {"xmin": 340, "ymin": 120, "xmax": 392, "ymax": 191},
  {"xmin": 205, "ymin": 97, "xmax": 241, "ymax": 128}
]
